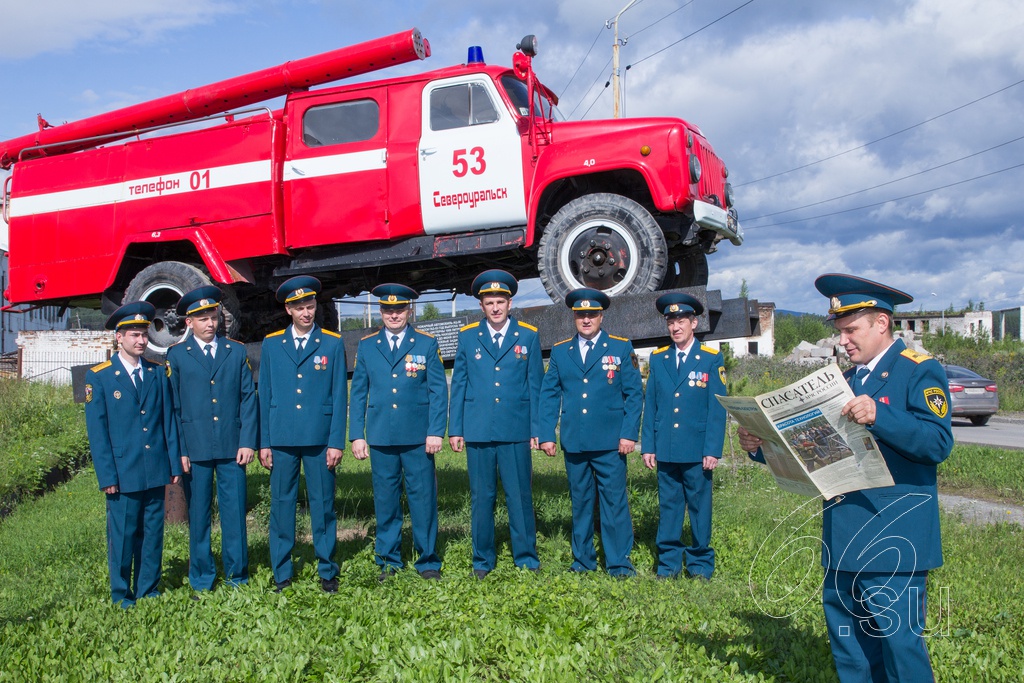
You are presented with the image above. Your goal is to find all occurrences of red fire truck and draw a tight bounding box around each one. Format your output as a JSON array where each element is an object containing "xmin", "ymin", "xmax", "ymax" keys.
[{"xmin": 1, "ymin": 29, "xmax": 741, "ymax": 350}]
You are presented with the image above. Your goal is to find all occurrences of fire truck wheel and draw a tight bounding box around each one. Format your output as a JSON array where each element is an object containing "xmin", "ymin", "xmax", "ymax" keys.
[
  {"xmin": 123, "ymin": 261, "xmax": 241, "ymax": 355},
  {"xmin": 660, "ymin": 249, "xmax": 709, "ymax": 289},
  {"xmin": 538, "ymin": 193, "xmax": 667, "ymax": 301}
]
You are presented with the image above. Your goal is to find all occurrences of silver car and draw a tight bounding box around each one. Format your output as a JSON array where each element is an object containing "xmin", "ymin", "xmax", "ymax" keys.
[{"xmin": 943, "ymin": 364, "xmax": 999, "ymax": 426}]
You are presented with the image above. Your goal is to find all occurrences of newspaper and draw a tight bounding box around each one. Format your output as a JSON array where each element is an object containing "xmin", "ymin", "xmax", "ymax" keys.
[{"xmin": 717, "ymin": 362, "xmax": 893, "ymax": 499}]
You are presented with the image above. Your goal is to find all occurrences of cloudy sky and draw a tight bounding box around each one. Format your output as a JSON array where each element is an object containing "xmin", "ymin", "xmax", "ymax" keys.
[{"xmin": 2, "ymin": 0, "xmax": 1022, "ymax": 315}]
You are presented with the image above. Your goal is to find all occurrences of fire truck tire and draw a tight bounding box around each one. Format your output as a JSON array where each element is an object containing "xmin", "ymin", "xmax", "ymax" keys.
[
  {"xmin": 660, "ymin": 249, "xmax": 709, "ymax": 289},
  {"xmin": 538, "ymin": 193, "xmax": 667, "ymax": 301},
  {"xmin": 123, "ymin": 261, "xmax": 241, "ymax": 355}
]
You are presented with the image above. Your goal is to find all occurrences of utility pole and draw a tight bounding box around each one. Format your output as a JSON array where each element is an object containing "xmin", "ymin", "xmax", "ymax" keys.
[{"xmin": 608, "ymin": 0, "xmax": 638, "ymax": 119}]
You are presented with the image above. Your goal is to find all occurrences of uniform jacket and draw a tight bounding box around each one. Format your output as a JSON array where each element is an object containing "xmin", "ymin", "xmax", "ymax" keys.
[
  {"xmin": 349, "ymin": 327, "xmax": 448, "ymax": 446},
  {"xmin": 749, "ymin": 339, "xmax": 953, "ymax": 572},
  {"xmin": 538, "ymin": 332, "xmax": 644, "ymax": 452},
  {"xmin": 84, "ymin": 354, "xmax": 183, "ymax": 492},
  {"xmin": 826, "ymin": 339, "xmax": 952, "ymax": 572},
  {"xmin": 258, "ymin": 324, "xmax": 348, "ymax": 450},
  {"xmin": 166, "ymin": 335, "xmax": 258, "ymax": 461},
  {"xmin": 449, "ymin": 317, "xmax": 543, "ymax": 443},
  {"xmin": 641, "ymin": 342, "xmax": 727, "ymax": 462}
]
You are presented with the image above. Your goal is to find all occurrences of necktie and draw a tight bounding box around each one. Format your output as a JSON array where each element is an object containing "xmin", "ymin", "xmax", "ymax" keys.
[
  {"xmin": 582, "ymin": 339, "xmax": 593, "ymax": 363},
  {"xmin": 677, "ymin": 350, "xmax": 686, "ymax": 369},
  {"xmin": 203, "ymin": 343, "xmax": 212, "ymax": 358},
  {"xmin": 493, "ymin": 332, "xmax": 502, "ymax": 350},
  {"xmin": 133, "ymin": 367, "xmax": 143, "ymax": 387},
  {"xmin": 296, "ymin": 337, "xmax": 306, "ymax": 351},
  {"xmin": 853, "ymin": 367, "xmax": 870, "ymax": 396},
  {"xmin": 391, "ymin": 334, "xmax": 400, "ymax": 352}
]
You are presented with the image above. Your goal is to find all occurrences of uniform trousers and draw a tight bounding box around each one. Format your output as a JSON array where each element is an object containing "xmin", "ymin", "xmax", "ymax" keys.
[
  {"xmin": 183, "ymin": 458, "xmax": 249, "ymax": 590},
  {"xmin": 564, "ymin": 449, "xmax": 635, "ymax": 576},
  {"xmin": 466, "ymin": 441, "xmax": 539, "ymax": 571},
  {"xmin": 823, "ymin": 570, "xmax": 934, "ymax": 683},
  {"xmin": 369, "ymin": 444, "xmax": 441, "ymax": 572},
  {"xmin": 655, "ymin": 461, "xmax": 715, "ymax": 578},
  {"xmin": 106, "ymin": 487, "xmax": 165, "ymax": 608},
  {"xmin": 269, "ymin": 445, "xmax": 338, "ymax": 583}
]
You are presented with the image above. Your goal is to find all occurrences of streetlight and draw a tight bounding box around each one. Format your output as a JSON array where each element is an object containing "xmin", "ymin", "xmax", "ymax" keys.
[{"xmin": 607, "ymin": 0, "xmax": 639, "ymax": 119}]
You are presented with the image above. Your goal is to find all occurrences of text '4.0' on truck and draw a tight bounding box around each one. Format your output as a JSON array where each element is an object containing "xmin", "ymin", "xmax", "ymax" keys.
[{"xmin": 1, "ymin": 28, "xmax": 742, "ymax": 350}]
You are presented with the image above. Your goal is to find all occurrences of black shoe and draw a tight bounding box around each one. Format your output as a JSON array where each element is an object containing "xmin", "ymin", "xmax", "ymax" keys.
[
  {"xmin": 473, "ymin": 569, "xmax": 490, "ymax": 580},
  {"xmin": 419, "ymin": 569, "xmax": 442, "ymax": 581},
  {"xmin": 190, "ymin": 593, "xmax": 202, "ymax": 602},
  {"xmin": 274, "ymin": 579, "xmax": 292, "ymax": 593},
  {"xmin": 321, "ymin": 577, "xmax": 339, "ymax": 594},
  {"xmin": 378, "ymin": 567, "xmax": 398, "ymax": 584}
]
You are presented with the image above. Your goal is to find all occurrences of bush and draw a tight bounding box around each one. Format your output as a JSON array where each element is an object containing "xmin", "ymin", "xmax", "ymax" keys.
[
  {"xmin": 923, "ymin": 331, "xmax": 1024, "ymax": 411},
  {"xmin": 0, "ymin": 380, "xmax": 90, "ymax": 514},
  {"xmin": 773, "ymin": 313, "xmax": 834, "ymax": 356}
]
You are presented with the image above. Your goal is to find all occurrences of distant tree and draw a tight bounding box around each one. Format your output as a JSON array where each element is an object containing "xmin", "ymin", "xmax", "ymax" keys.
[
  {"xmin": 739, "ymin": 279, "xmax": 749, "ymax": 299},
  {"xmin": 420, "ymin": 303, "xmax": 442, "ymax": 321},
  {"xmin": 341, "ymin": 318, "xmax": 370, "ymax": 331},
  {"xmin": 773, "ymin": 313, "xmax": 833, "ymax": 356}
]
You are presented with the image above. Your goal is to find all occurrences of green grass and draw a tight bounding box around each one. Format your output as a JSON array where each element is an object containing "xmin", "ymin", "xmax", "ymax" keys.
[
  {"xmin": 937, "ymin": 444, "xmax": 1024, "ymax": 504},
  {"xmin": 1, "ymin": 447, "xmax": 1022, "ymax": 681}
]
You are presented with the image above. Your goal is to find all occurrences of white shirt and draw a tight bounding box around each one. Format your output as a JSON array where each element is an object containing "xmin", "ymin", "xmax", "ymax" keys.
[
  {"xmin": 578, "ymin": 331, "xmax": 602, "ymax": 362},
  {"xmin": 386, "ymin": 327, "xmax": 407, "ymax": 350},
  {"xmin": 486, "ymin": 318, "xmax": 512, "ymax": 347}
]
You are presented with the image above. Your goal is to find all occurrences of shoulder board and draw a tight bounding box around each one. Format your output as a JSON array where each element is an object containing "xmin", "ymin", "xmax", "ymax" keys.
[
  {"xmin": 460, "ymin": 321, "xmax": 480, "ymax": 332},
  {"xmin": 360, "ymin": 332, "xmax": 378, "ymax": 340},
  {"xmin": 553, "ymin": 338, "xmax": 573, "ymax": 347},
  {"xmin": 517, "ymin": 321, "xmax": 538, "ymax": 332},
  {"xmin": 321, "ymin": 329, "xmax": 341, "ymax": 339},
  {"xmin": 608, "ymin": 334, "xmax": 629, "ymax": 342},
  {"xmin": 900, "ymin": 348, "xmax": 932, "ymax": 364},
  {"xmin": 90, "ymin": 360, "xmax": 112, "ymax": 373},
  {"xmin": 416, "ymin": 330, "xmax": 436, "ymax": 338},
  {"xmin": 700, "ymin": 344, "xmax": 719, "ymax": 355},
  {"xmin": 226, "ymin": 337, "xmax": 245, "ymax": 346},
  {"xmin": 654, "ymin": 345, "xmax": 670, "ymax": 355},
  {"xmin": 142, "ymin": 357, "xmax": 163, "ymax": 367},
  {"xmin": 266, "ymin": 329, "xmax": 286, "ymax": 338}
]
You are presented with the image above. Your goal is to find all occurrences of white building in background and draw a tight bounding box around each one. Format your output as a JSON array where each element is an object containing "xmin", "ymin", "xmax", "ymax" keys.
[
  {"xmin": 702, "ymin": 302, "xmax": 776, "ymax": 358},
  {"xmin": 893, "ymin": 306, "xmax": 1024, "ymax": 342}
]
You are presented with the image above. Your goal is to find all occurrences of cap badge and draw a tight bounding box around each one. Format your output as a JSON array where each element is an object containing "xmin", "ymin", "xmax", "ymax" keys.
[
  {"xmin": 134, "ymin": 314, "xmax": 145, "ymax": 321},
  {"xmin": 668, "ymin": 304, "xmax": 679, "ymax": 313},
  {"xmin": 199, "ymin": 298, "xmax": 210, "ymax": 307},
  {"xmin": 580, "ymin": 300, "xmax": 591, "ymax": 308},
  {"xmin": 387, "ymin": 295, "xmax": 397, "ymax": 303},
  {"xmin": 830, "ymin": 296, "xmax": 841, "ymax": 310}
]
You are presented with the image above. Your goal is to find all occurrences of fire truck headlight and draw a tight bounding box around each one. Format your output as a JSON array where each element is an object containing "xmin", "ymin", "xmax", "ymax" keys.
[
  {"xmin": 517, "ymin": 35, "xmax": 539, "ymax": 58},
  {"xmin": 725, "ymin": 182, "xmax": 735, "ymax": 208},
  {"xmin": 689, "ymin": 155, "xmax": 702, "ymax": 184}
]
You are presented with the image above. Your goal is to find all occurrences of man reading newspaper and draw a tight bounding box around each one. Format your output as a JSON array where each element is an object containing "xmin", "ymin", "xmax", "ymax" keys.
[{"xmin": 739, "ymin": 274, "xmax": 953, "ymax": 683}]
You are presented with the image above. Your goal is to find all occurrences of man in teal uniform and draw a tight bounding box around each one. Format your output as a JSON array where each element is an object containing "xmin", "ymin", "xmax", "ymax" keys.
[
  {"xmin": 740, "ymin": 274, "xmax": 953, "ymax": 683},
  {"xmin": 449, "ymin": 269, "xmax": 543, "ymax": 578},
  {"xmin": 84, "ymin": 302, "xmax": 183, "ymax": 607},
  {"xmin": 349, "ymin": 283, "xmax": 448, "ymax": 582},
  {"xmin": 258, "ymin": 276, "xmax": 348, "ymax": 594},
  {"xmin": 166, "ymin": 286, "xmax": 258, "ymax": 594},
  {"xmin": 539, "ymin": 288, "xmax": 643, "ymax": 577},
  {"xmin": 641, "ymin": 293, "xmax": 727, "ymax": 580}
]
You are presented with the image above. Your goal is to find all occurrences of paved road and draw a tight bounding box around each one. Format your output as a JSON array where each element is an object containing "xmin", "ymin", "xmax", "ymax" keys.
[{"xmin": 952, "ymin": 416, "xmax": 1024, "ymax": 451}]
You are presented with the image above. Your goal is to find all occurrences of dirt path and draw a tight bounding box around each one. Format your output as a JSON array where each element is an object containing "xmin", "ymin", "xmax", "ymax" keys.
[{"xmin": 939, "ymin": 493, "xmax": 1024, "ymax": 527}]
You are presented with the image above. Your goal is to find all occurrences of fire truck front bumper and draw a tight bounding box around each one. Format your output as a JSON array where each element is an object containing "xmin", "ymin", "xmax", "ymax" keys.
[{"xmin": 693, "ymin": 199, "xmax": 744, "ymax": 246}]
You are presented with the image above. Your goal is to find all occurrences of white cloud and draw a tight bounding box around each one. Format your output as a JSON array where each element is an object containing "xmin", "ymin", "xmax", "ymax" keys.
[{"xmin": 0, "ymin": 0, "xmax": 237, "ymax": 59}]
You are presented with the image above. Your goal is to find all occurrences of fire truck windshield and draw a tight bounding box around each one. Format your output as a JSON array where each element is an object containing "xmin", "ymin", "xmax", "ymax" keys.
[{"xmin": 500, "ymin": 75, "xmax": 559, "ymax": 121}]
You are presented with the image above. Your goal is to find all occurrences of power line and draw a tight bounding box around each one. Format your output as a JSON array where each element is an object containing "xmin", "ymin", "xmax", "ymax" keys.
[
  {"xmin": 628, "ymin": 0, "xmax": 758, "ymax": 68},
  {"xmin": 627, "ymin": 0, "xmax": 697, "ymax": 40},
  {"xmin": 567, "ymin": 55, "xmax": 612, "ymax": 119},
  {"xmin": 580, "ymin": 79, "xmax": 612, "ymax": 120},
  {"xmin": 745, "ymin": 134, "xmax": 1024, "ymax": 222},
  {"xmin": 749, "ymin": 161, "xmax": 1024, "ymax": 229},
  {"xmin": 737, "ymin": 76, "xmax": 1024, "ymax": 188},
  {"xmin": 558, "ymin": 25, "xmax": 607, "ymax": 99}
]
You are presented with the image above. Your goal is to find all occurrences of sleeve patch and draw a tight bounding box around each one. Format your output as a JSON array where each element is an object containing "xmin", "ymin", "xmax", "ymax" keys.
[
  {"xmin": 924, "ymin": 387, "xmax": 948, "ymax": 418},
  {"xmin": 631, "ymin": 352, "xmax": 639, "ymax": 369},
  {"xmin": 85, "ymin": 384, "xmax": 93, "ymax": 402},
  {"xmin": 719, "ymin": 367, "xmax": 727, "ymax": 384},
  {"xmin": 165, "ymin": 361, "xmax": 172, "ymax": 378}
]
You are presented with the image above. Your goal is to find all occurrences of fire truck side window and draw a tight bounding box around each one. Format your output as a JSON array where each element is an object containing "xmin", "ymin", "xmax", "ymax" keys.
[
  {"xmin": 302, "ymin": 100, "xmax": 380, "ymax": 147},
  {"xmin": 430, "ymin": 83, "xmax": 499, "ymax": 131}
]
